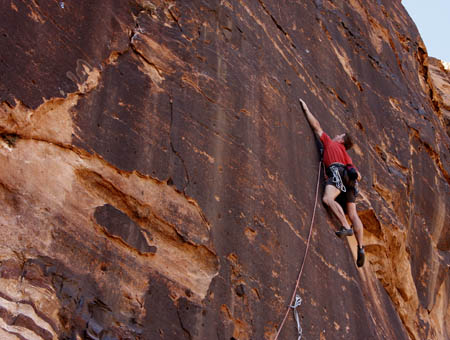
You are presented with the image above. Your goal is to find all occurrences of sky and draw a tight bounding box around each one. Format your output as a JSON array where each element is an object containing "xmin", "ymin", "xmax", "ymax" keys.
[{"xmin": 402, "ymin": 0, "xmax": 450, "ymax": 62}]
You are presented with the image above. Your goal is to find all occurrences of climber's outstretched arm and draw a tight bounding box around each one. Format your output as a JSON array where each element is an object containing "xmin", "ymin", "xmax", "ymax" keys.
[{"xmin": 299, "ymin": 99, "xmax": 323, "ymax": 137}]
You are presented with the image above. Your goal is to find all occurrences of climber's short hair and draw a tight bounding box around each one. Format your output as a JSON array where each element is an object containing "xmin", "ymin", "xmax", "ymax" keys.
[{"xmin": 343, "ymin": 133, "xmax": 354, "ymax": 150}]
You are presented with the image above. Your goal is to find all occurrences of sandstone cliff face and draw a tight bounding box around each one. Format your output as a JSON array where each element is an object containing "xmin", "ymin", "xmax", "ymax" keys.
[
  {"xmin": 429, "ymin": 57, "xmax": 450, "ymax": 137},
  {"xmin": 0, "ymin": 0, "xmax": 449, "ymax": 339}
]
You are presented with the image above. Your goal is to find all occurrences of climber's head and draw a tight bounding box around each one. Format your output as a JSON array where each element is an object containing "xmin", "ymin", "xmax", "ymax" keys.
[{"xmin": 333, "ymin": 133, "xmax": 354, "ymax": 150}]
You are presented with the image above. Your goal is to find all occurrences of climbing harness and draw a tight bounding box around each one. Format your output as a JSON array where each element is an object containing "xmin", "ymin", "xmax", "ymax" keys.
[
  {"xmin": 273, "ymin": 160, "xmax": 322, "ymax": 340},
  {"xmin": 329, "ymin": 164, "xmax": 346, "ymax": 192}
]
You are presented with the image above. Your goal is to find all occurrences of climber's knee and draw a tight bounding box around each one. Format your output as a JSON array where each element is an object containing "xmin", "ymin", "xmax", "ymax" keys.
[{"xmin": 323, "ymin": 185, "xmax": 340, "ymax": 207}]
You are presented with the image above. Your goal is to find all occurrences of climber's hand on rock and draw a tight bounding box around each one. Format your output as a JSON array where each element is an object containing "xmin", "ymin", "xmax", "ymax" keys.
[{"xmin": 299, "ymin": 98, "xmax": 307, "ymax": 111}]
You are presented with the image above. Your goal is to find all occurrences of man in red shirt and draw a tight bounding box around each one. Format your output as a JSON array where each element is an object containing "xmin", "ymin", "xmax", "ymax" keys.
[{"xmin": 299, "ymin": 99, "xmax": 365, "ymax": 267}]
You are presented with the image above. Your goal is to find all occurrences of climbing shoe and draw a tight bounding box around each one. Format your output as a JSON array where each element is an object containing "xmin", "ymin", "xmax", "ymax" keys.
[
  {"xmin": 335, "ymin": 226, "xmax": 354, "ymax": 238},
  {"xmin": 357, "ymin": 246, "xmax": 365, "ymax": 267}
]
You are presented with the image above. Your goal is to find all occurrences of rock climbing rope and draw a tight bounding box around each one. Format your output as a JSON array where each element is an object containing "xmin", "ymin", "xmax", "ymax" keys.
[{"xmin": 273, "ymin": 160, "xmax": 322, "ymax": 340}]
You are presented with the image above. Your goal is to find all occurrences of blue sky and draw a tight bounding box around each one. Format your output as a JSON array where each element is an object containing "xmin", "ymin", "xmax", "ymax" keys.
[{"xmin": 402, "ymin": 0, "xmax": 450, "ymax": 62}]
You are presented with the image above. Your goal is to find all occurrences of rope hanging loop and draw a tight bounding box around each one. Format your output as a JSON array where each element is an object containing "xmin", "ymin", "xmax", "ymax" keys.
[{"xmin": 273, "ymin": 160, "xmax": 322, "ymax": 340}]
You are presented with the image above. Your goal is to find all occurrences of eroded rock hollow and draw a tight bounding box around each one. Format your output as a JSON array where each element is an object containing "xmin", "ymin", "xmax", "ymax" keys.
[{"xmin": 0, "ymin": 0, "xmax": 449, "ymax": 339}]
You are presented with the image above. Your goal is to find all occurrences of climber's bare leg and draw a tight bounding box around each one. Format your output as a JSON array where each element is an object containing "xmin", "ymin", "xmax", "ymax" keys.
[
  {"xmin": 322, "ymin": 185, "xmax": 351, "ymax": 229},
  {"xmin": 347, "ymin": 202, "xmax": 363, "ymax": 246}
]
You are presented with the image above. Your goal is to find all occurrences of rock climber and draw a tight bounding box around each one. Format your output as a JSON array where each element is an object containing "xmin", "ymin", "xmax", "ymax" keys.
[{"xmin": 299, "ymin": 98, "xmax": 365, "ymax": 267}]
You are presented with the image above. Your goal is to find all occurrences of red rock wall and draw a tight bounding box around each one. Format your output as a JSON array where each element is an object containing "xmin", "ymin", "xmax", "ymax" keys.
[
  {"xmin": 0, "ymin": 0, "xmax": 448, "ymax": 339},
  {"xmin": 429, "ymin": 57, "xmax": 450, "ymax": 137}
]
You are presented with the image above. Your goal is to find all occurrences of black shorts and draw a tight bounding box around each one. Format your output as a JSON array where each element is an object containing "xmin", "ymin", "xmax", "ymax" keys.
[{"xmin": 325, "ymin": 164, "xmax": 358, "ymax": 204}]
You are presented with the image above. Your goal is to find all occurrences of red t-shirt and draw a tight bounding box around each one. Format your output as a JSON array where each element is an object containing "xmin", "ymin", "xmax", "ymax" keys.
[{"xmin": 320, "ymin": 132, "xmax": 353, "ymax": 168}]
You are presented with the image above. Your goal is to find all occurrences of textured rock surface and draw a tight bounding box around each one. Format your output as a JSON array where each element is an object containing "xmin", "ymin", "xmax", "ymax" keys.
[
  {"xmin": 0, "ymin": 0, "xmax": 449, "ymax": 339},
  {"xmin": 429, "ymin": 57, "xmax": 450, "ymax": 137}
]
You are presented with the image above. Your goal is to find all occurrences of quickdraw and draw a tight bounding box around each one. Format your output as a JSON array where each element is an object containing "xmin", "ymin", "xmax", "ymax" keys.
[{"xmin": 329, "ymin": 165, "xmax": 346, "ymax": 192}]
